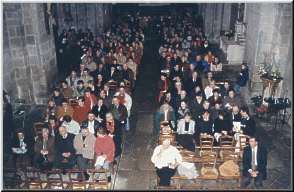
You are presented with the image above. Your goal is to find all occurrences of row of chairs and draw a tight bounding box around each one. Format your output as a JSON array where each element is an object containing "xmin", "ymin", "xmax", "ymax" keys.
[
  {"xmin": 156, "ymin": 121, "xmax": 249, "ymax": 189},
  {"xmin": 4, "ymin": 167, "xmax": 111, "ymax": 190}
]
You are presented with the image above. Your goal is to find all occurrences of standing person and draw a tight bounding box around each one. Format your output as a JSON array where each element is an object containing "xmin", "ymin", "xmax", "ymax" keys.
[
  {"xmin": 242, "ymin": 136, "xmax": 267, "ymax": 188},
  {"xmin": 151, "ymin": 139, "xmax": 182, "ymax": 186},
  {"xmin": 105, "ymin": 113, "xmax": 122, "ymax": 158},
  {"xmin": 73, "ymin": 126, "xmax": 96, "ymax": 180},
  {"xmin": 109, "ymin": 97, "xmax": 128, "ymax": 132},
  {"xmin": 234, "ymin": 64, "xmax": 249, "ymax": 94}
]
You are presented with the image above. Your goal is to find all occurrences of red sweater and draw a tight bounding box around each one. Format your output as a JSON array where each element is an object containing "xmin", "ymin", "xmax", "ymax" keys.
[
  {"xmin": 73, "ymin": 105, "xmax": 89, "ymax": 124},
  {"xmin": 94, "ymin": 135, "xmax": 115, "ymax": 162},
  {"xmin": 84, "ymin": 94, "xmax": 97, "ymax": 112}
]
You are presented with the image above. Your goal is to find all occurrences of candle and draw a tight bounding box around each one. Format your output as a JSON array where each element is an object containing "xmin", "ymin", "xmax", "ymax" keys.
[{"xmin": 164, "ymin": 110, "xmax": 168, "ymax": 121}]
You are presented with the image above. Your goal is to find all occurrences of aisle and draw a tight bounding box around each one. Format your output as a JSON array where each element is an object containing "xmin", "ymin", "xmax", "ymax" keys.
[{"xmin": 113, "ymin": 37, "xmax": 160, "ymax": 189}]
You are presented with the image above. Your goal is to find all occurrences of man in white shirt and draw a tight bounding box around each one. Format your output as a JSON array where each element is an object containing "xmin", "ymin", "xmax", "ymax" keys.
[
  {"xmin": 151, "ymin": 139, "xmax": 182, "ymax": 186},
  {"xmin": 61, "ymin": 115, "xmax": 80, "ymax": 135}
]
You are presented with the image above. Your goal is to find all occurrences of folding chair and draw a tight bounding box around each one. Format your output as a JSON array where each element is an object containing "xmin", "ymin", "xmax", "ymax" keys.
[
  {"xmin": 219, "ymin": 135, "xmax": 238, "ymax": 161},
  {"xmin": 68, "ymin": 169, "xmax": 88, "ymax": 190},
  {"xmin": 3, "ymin": 168, "xmax": 24, "ymax": 189},
  {"xmin": 87, "ymin": 168, "xmax": 110, "ymax": 189},
  {"xmin": 46, "ymin": 169, "xmax": 67, "ymax": 189},
  {"xmin": 24, "ymin": 167, "xmax": 47, "ymax": 189},
  {"xmin": 199, "ymin": 134, "xmax": 214, "ymax": 157}
]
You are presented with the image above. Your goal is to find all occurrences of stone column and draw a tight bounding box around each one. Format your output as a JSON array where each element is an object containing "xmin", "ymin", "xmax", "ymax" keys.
[{"xmin": 3, "ymin": 3, "xmax": 57, "ymax": 104}]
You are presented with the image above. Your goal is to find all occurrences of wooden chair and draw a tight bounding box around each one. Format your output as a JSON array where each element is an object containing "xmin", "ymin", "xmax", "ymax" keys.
[
  {"xmin": 69, "ymin": 99, "xmax": 79, "ymax": 108},
  {"xmin": 107, "ymin": 80, "xmax": 118, "ymax": 92},
  {"xmin": 24, "ymin": 167, "xmax": 47, "ymax": 189},
  {"xmin": 219, "ymin": 135, "xmax": 237, "ymax": 161},
  {"xmin": 237, "ymin": 134, "xmax": 250, "ymax": 158},
  {"xmin": 3, "ymin": 168, "xmax": 24, "ymax": 189},
  {"xmin": 68, "ymin": 169, "xmax": 88, "ymax": 190},
  {"xmin": 199, "ymin": 134, "xmax": 214, "ymax": 157},
  {"xmin": 87, "ymin": 168, "xmax": 110, "ymax": 189},
  {"xmin": 45, "ymin": 169, "xmax": 66, "ymax": 189},
  {"xmin": 33, "ymin": 122, "xmax": 45, "ymax": 139},
  {"xmin": 199, "ymin": 152, "xmax": 218, "ymax": 180}
]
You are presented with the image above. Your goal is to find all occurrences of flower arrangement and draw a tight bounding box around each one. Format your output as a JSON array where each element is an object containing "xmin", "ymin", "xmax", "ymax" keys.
[{"xmin": 256, "ymin": 63, "xmax": 282, "ymax": 80}]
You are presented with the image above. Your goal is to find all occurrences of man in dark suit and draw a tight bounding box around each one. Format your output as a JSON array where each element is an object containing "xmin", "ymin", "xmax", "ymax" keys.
[
  {"xmin": 185, "ymin": 71, "xmax": 202, "ymax": 95},
  {"xmin": 242, "ymin": 136, "xmax": 267, "ymax": 188},
  {"xmin": 81, "ymin": 112, "xmax": 101, "ymax": 136},
  {"xmin": 240, "ymin": 106, "xmax": 256, "ymax": 137},
  {"xmin": 109, "ymin": 97, "xmax": 128, "ymax": 128}
]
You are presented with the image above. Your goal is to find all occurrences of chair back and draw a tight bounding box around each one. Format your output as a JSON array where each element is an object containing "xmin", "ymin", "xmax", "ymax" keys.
[
  {"xmin": 68, "ymin": 169, "xmax": 87, "ymax": 190},
  {"xmin": 3, "ymin": 168, "xmax": 23, "ymax": 189},
  {"xmin": 46, "ymin": 169, "xmax": 65, "ymax": 189},
  {"xmin": 199, "ymin": 134, "xmax": 214, "ymax": 156},
  {"xmin": 107, "ymin": 80, "xmax": 118, "ymax": 91},
  {"xmin": 24, "ymin": 167, "xmax": 46, "ymax": 189},
  {"xmin": 87, "ymin": 169, "xmax": 109, "ymax": 189},
  {"xmin": 219, "ymin": 135, "xmax": 234, "ymax": 147}
]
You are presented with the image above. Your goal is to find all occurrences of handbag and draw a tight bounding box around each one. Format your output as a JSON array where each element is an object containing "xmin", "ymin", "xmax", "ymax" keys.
[{"xmin": 200, "ymin": 156, "xmax": 219, "ymax": 179}]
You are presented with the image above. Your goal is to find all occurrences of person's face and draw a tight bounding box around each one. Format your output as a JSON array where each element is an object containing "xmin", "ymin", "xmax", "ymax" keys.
[
  {"xmin": 78, "ymin": 99, "xmax": 84, "ymax": 106},
  {"xmin": 49, "ymin": 119, "xmax": 55, "ymax": 125},
  {"xmin": 208, "ymin": 72, "xmax": 213, "ymax": 78},
  {"xmin": 42, "ymin": 130, "xmax": 49, "ymax": 138},
  {"xmin": 213, "ymin": 91, "xmax": 219, "ymax": 97},
  {"xmin": 203, "ymin": 112, "xmax": 209, "ymax": 120},
  {"xmin": 203, "ymin": 102, "xmax": 210, "ymax": 109},
  {"xmin": 184, "ymin": 115, "xmax": 190, "ymax": 122},
  {"xmin": 219, "ymin": 114, "xmax": 224, "ymax": 120},
  {"xmin": 113, "ymin": 98, "xmax": 119, "ymax": 105},
  {"xmin": 88, "ymin": 114, "xmax": 95, "ymax": 121},
  {"xmin": 71, "ymin": 71, "xmax": 76, "ymax": 77},
  {"xmin": 196, "ymin": 55, "xmax": 201, "ymax": 61},
  {"xmin": 49, "ymin": 101, "xmax": 54, "ymax": 107},
  {"xmin": 85, "ymin": 92, "xmax": 91, "ymax": 97},
  {"xmin": 98, "ymin": 99, "xmax": 103, "ymax": 106},
  {"xmin": 160, "ymin": 75, "xmax": 166, "ymax": 81},
  {"xmin": 162, "ymin": 139, "xmax": 170, "ymax": 149},
  {"xmin": 78, "ymin": 83, "xmax": 84, "ymax": 88},
  {"xmin": 62, "ymin": 83, "xmax": 67, "ymax": 88},
  {"xmin": 180, "ymin": 102, "xmax": 186, "ymax": 109},
  {"xmin": 59, "ymin": 127, "xmax": 66, "ymax": 136},
  {"xmin": 224, "ymin": 82, "xmax": 229, "ymax": 88},
  {"xmin": 249, "ymin": 138, "xmax": 257, "ymax": 148},
  {"xmin": 54, "ymin": 91, "xmax": 59, "ymax": 96},
  {"xmin": 180, "ymin": 91, "xmax": 186, "ymax": 98},
  {"xmin": 80, "ymin": 64, "xmax": 85, "ymax": 69},
  {"xmin": 232, "ymin": 106, "xmax": 239, "ymax": 114},
  {"xmin": 229, "ymin": 91, "xmax": 235, "ymax": 98},
  {"xmin": 62, "ymin": 102, "xmax": 68, "ymax": 108},
  {"xmin": 17, "ymin": 132, "xmax": 24, "ymax": 139},
  {"xmin": 240, "ymin": 110, "xmax": 247, "ymax": 117}
]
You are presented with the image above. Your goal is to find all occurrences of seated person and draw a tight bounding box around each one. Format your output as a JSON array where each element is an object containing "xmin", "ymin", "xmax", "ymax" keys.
[
  {"xmin": 208, "ymin": 89, "xmax": 223, "ymax": 107},
  {"xmin": 54, "ymin": 126, "xmax": 76, "ymax": 171},
  {"xmin": 198, "ymin": 110, "xmax": 213, "ymax": 135},
  {"xmin": 210, "ymin": 56, "xmax": 222, "ymax": 72},
  {"xmin": 45, "ymin": 99, "xmax": 57, "ymax": 122},
  {"xmin": 66, "ymin": 70, "xmax": 79, "ymax": 89},
  {"xmin": 73, "ymin": 80, "xmax": 86, "ymax": 98},
  {"xmin": 34, "ymin": 128, "xmax": 55, "ymax": 171},
  {"xmin": 227, "ymin": 105, "xmax": 242, "ymax": 123},
  {"xmin": 151, "ymin": 138, "xmax": 182, "ymax": 186},
  {"xmin": 61, "ymin": 115, "xmax": 80, "ymax": 135},
  {"xmin": 154, "ymin": 102, "xmax": 176, "ymax": 134},
  {"xmin": 176, "ymin": 101, "xmax": 190, "ymax": 120},
  {"xmin": 81, "ymin": 112, "xmax": 101, "ymax": 136},
  {"xmin": 223, "ymin": 89, "xmax": 242, "ymax": 110},
  {"xmin": 12, "ymin": 129, "xmax": 34, "ymax": 169},
  {"xmin": 73, "ymin": 96, "xmax": 90, "ymax": 124},
  {"xmin": 61, "ymin": 81, "xmax": 73, "ymax": 99},
  {"xmin": 220, "ymin": 80, "xmax": 232, "ymax": 98},
  {"xmin": 74, "ymin": 126, "xmax": 96, "ymax": 180},
  {"xmin": 240, "ymin": 106, "xmax": 256, "ymax": 137},
  {"xmin": 92, "ymin": 97, "xmax": 108, "ymax": 123},
  {"xmin": 56, "ymin": 99, "xmax": 74, "ymax": 121},
  {"xmin": 84, "ymin": 88, "xmax": 97, "ymax": 112},
  {"xmin": 176, "ymin": 113, "xmax": 196, "ymax": 151},
  {"xmin": 50, "ymin": 88, "xmax": 64, "ymax": 106},
  {"xmin": 204, "ymin": 80, "xmax": 219, "ymax": 100},
  {"xmin": 213, "ymin": 111, "xmax": 233, "ymax": 143},
  {"xmin": 46, "ymin": 115, "xmax": 59, "ymax": 137},
  {"xmin": 189, "ymin": 92, "xmax": 204, "ymax": 121},
  {"xmin": 94, "ymin": 127, "xmax": 115, "ymax": 182}
]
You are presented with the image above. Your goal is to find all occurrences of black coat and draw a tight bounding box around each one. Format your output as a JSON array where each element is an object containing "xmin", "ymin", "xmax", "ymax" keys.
[
  {"xmin": 55, "ymin": 133, "xmax": 76, "ymax": 159},
  {"xmin": 81, "ymin": 120, "xmax": 101, "ymax": 136},
  {"xmin": 92, "ymin": 104, "xmax": 108, "ymax": 120},
  {"xmin": 241, "ymin": 117, "xmax": 256, "ymax": 137},
  {"xmin": 242, "ymin": 144, "xmax": 267, "ymax": 179},
  {"xmin": 213, "ymin": 117, "xmax": 233, "ymax": 133}
]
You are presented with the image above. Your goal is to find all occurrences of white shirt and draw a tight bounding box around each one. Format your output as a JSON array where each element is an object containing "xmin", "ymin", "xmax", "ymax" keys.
[
  {"xmin": 177, "ymin": 119, "xmax": 195, "ymax": 135},
  {"xmin": 62, "ymin": 120, "xmax": 80, "ymax": 135},
  {"xmin": 252, "ymin": 145, "xmax": 258, "ymax": 166},
  {"xmin": 88, "ymin": 120, "xmax": 95, "ymax": 134},
  {"xmin": 151, "ymin": 145, "xmax": 182, "ymax": 169},
  {"xmin": 204, "ymin": 86, "xmax": 213, "ymax": 99}
]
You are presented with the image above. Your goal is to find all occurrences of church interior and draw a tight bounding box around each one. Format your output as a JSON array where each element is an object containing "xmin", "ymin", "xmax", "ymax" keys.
[{"xmin": 2, "ymin": 3, "xmax": 293, "ymax": 190}]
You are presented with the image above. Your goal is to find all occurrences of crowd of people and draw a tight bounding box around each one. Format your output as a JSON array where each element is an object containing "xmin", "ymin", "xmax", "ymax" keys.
[
  {"xmin": 151, "ymin": 12, "xmax": 266, "ymax": 188},
  {"xmin": 11, "ymin": 13, "xmax": 150, "ymax": 182}
]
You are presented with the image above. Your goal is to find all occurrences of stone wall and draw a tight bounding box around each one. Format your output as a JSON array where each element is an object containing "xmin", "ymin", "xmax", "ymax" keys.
[
  {"xmin": 245, "ymin": 3, "xmax": 292, "ymax": 99},
  {"xmin": 53, "ymin": 3, "xmax": 112, "ymax": 35},
  {"xmin": 199, "ymin": 3, "xmax": 233, "ymax": 43},
  {"xmin": 245, "ymin": 3, "xmax": 292, "ymax": 125},
  {"xmin": 3, "ymin": 3, "xmax": 57, "ymax": 104}
]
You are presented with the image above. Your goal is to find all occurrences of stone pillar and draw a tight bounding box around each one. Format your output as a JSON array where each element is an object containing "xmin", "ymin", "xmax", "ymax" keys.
[
  {"xmin": 245, "ymin": 3, "xmax": 292, "ymax": 99},
  {"xmin": 3, "ymin": 3, "xmax": 57, "ymax": 104}
]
